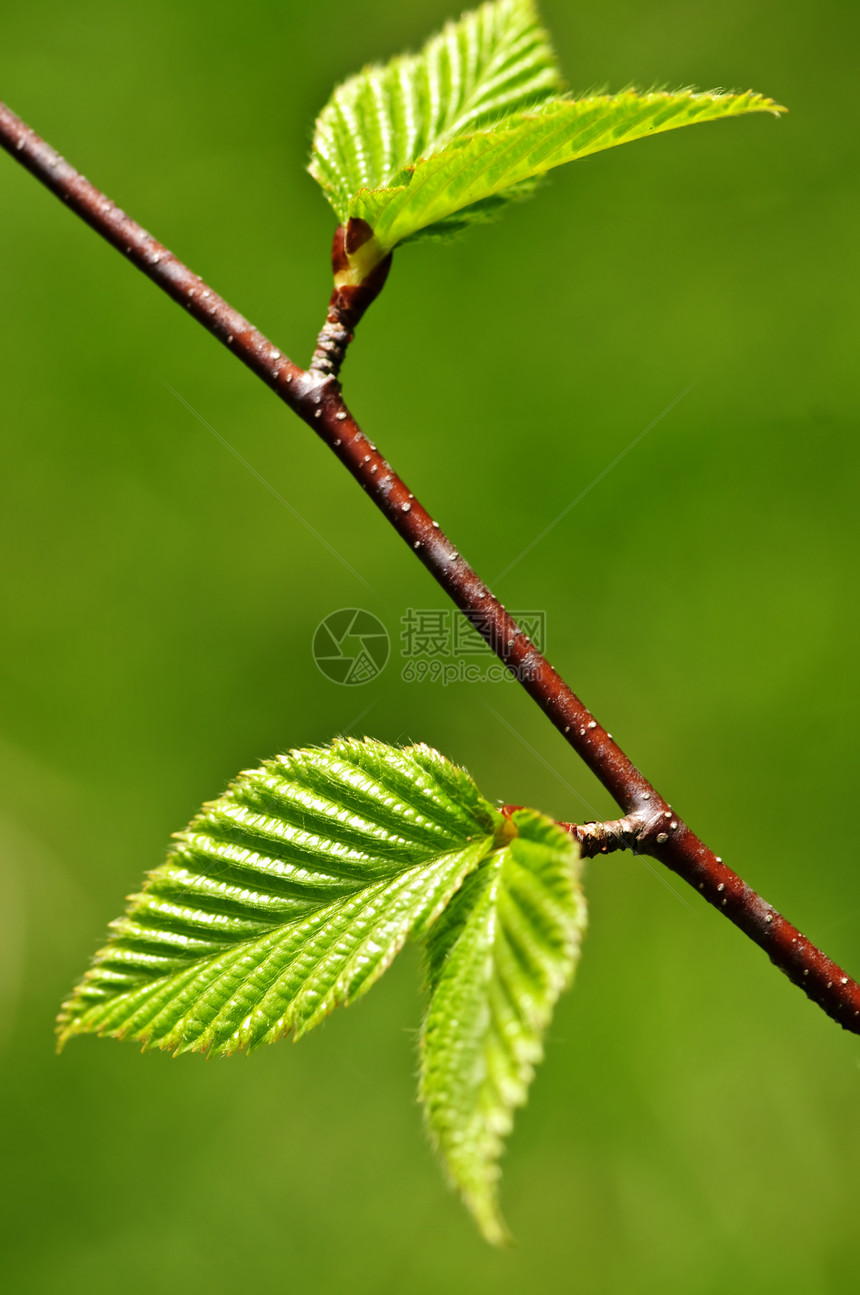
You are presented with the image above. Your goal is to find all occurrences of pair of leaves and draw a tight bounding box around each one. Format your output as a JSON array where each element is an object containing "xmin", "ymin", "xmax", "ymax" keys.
[
  {"xmin": 309, "ymin": 0, "xmax": 783, "ymax": 281},
  {"xmin": 59, "ymin": 738, "xmax": 585, "ymax": 1244}
]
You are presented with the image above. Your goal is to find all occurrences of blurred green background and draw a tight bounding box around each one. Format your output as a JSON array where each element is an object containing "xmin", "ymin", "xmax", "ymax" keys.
[{"xmin": 1, "ymin": 1, "xmax": 858, "ymax": 1290}]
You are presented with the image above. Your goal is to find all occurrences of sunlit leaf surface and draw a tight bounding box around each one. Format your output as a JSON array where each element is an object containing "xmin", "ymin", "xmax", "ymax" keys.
[
  {"xmin": 420, "ymin": 809, "xmax": 586, "ymax": 1244},
  {"xmin": 309, "ymin": 0, "xmax": 783, "ymax": 267},
  {"xmin": 58, "ymin": 739, "xmax": 500, "ymax": 1056}
]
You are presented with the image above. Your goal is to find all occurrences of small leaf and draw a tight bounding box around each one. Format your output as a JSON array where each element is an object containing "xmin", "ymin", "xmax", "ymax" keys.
[
  {"xmin": 58, "ymin": 739, "xmax": 502, "ymax": 1057},
  {"xmin": 353, "ymin": 89, "xmax": 783, "ymax": 257},
  {"xmin": 309, "ymin": 0, "xmax": 561, "ymax": 223},
  {"xmin": 308, "ymin": 0, "xmax": 784, "ymax": 279},
  {"xmin": 418, "ymin": 809, "xmax": 586, "ymax": 1245}
]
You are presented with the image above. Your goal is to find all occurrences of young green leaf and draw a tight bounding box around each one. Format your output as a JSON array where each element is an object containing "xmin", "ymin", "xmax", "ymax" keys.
[
  {"xmin": 58, "ymin": 739, "xmax": 502, "ymax": 1056},
  {"xmin": 308, "ymin": 0, "xmax": 784, "ymax": 282},
  {"xmin": 309, "ymin": 0, "xmax": 562, "ymax": 225},
  {"xmin": 352, "ymin": 89, "xmax": 783, "ymax": 257},
  {"xmin": 58, "ymin": 739, "xmax": 588, "ymax": 1243},
  {"xmin": 419, "ymin": 809, "xmax": 586, "ymax": 1246}
]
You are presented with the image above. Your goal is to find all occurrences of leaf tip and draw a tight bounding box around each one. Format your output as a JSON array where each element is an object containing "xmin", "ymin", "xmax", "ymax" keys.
[
  {"xmin": 466, "ymin": 1185, "xmax": 515, "ymax": 1248},
  {"xmin": 55, "ymin": 997, "xmax": 83, "ymax": 1053}
]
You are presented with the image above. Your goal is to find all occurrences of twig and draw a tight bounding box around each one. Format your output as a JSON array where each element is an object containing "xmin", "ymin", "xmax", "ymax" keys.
[
  {"xmin": 2, "ymin": 99, "xmax": 857, "ymax": 1033},
  {"xmin": 309, "ymin": 221, "xmax": 392, "ymax": 377},
  {"xmin": 502, "ymin": 807, "xmax": 644, "ymax": 859}
]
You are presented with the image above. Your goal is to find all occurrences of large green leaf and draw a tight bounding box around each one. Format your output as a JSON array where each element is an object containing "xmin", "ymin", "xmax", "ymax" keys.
[
  {"xmin": 59, "ymin": 739, "xmax": 588, "ymax": 1242},
  {"xmin": 419, "ymin": 809, "xmax": 586, "ymax": 1245},
  {"xmin": 58, "ymin": 739, "xmax": 501, "ymax": 1056},
  {"xmin": 308, "ymin": 0, "xmax": 784, "ymax": 279}
]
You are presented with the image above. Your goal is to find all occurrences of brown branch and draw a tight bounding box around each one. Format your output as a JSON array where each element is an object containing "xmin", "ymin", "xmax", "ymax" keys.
[{"xmin": 2, "ymin": 99, "xmax": 858, "ymax": 1034}]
